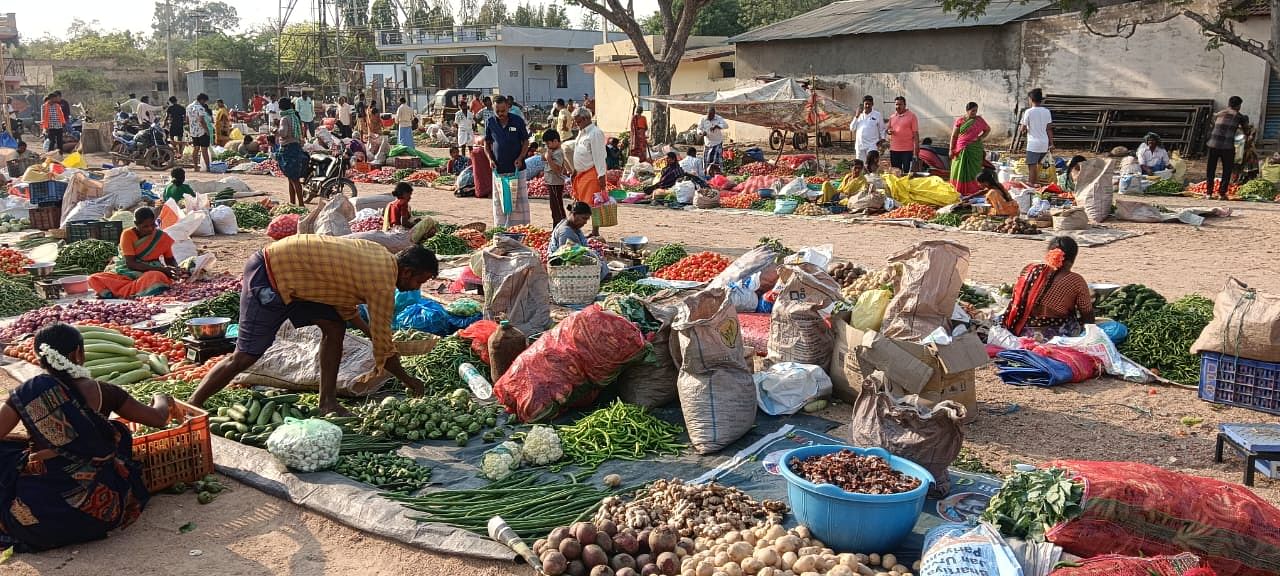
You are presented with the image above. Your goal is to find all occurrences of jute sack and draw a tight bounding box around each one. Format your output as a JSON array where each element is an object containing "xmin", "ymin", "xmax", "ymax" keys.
[
  {"xmin": 1073, "ymin": 158, "xmax": 1115, "ymax": 223},
  {"xmin": 848, "ymin": 374, "xmax": 964, "ymax": 497},
  {"xmin": 670, "ymin": 288, "xmax": 756, "ymax": 454},
  {"xmin": 478, "ymin": 235, "xmax": 551, "ymax": 337},
  {"xmin": 1191, "ymin": 277, "xmax": 1280, "ymax": 362},
  {"xmin": 881, "ymin": 240, "xmax": 970, "ymax": 341},
  {"xmin": 614, "ymin": 298, "xmax": 680, "ymax": 408},
  {"xmin": 767, "ymin": 262, "xmax": 843, "ymax": 367}
]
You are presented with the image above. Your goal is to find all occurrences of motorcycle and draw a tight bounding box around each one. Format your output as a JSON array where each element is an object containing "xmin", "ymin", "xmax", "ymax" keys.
[
  {"xmin": 302, "ymin": 147, "xmax": 358, "ymax": 202},
  {"xmin": 230, "ymin": 109, "xmax": 265, "ymax": 130},
  {"xmin": 111, "ymin": 121, "xmax": 176, "ymax": 170}
]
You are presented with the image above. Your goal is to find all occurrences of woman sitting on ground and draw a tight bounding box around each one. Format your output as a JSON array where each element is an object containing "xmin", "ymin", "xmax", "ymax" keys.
[
  {"xmin": 0, "ymin": 323, "xmax": 176, "ymax": 552},
  {"xmin": 977, "ymin": 170, "xmax": 1019, "ymax": 218},
  {"xmin": 87, "ymin": 207, "xmax": 182, "ymax": 299},
  {"xmin": 1058, "ymin": 155, "xmax": 1087, "ymax": 193},
  {"xmin": 644, "ymin": 151, "xmax": 688, "ymax": 195},
  {"xmin": 1001, "ymin": 236, "xmax": 1095, "ymax": 340}
]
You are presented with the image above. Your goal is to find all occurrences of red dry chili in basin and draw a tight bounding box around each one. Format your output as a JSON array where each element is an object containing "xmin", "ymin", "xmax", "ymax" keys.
[{"xmin": 789, "ymin": 449, "xmax": 921, "ymax": 495}]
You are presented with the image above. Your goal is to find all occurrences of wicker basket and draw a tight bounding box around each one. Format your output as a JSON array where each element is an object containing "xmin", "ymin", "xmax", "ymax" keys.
[
  {"xmin": 548, "ymin": 260, "xmax": 601, "ymax": 306},
  {"xmin": 591, "ymin": 203, "xmax": 618, "ymax": 228},
  {"xmin": 120, "ymin": 401, "xmax": 214, "ymax": 493},
  {"xmin": 396, "ymin": 336, "xmax": 439, "ymax": 356}
]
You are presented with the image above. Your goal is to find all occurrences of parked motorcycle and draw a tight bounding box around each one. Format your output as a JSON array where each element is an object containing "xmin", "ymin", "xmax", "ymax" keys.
[
  {"xmin": 111, "ymin": 122, "xmax": 176, "ymax": 170},
  {"xmin": 230, "ymin": 109, "xmax": 265, "ymax": 130},
  {"xmin": 302, "ymin": 148, "xmax": 357, "ymax": 202}
]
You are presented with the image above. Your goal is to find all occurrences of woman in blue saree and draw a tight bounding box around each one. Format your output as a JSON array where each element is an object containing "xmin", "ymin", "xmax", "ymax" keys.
[{"xmin": 0, "ymin": 323, "xmax": 176, "ymax": 552}]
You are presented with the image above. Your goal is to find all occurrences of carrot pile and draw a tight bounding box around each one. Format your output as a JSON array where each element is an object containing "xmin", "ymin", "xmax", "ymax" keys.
[
  {"xmin": 879, "ymin": 204, "xmax": 938, "ymax": 220},
  {"xmin": 164, "ymin": 354, "xmax": 228, "ymax": 382},
  {"xmin": 453, "ymin": 228, "xmax": 487, "ymax": 249}
]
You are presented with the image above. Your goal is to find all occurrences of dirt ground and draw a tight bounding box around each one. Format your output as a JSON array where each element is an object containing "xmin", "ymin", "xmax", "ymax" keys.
[{"xmin": 5, "ymin": 147, "xmax": 1279, "ymax": 575}]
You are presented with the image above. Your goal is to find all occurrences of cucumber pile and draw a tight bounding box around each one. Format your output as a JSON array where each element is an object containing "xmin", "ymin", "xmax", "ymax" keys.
[
  {"xmin": 209, "ymin": 390, "xmax": 360, "ymax": 447},
  {"xmin": 78, "ymin": 325, "xmax": 170, "ymax": 386}
]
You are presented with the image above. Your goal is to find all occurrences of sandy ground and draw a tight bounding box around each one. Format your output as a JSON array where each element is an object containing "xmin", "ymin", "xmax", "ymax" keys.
[{"xmin": 4, "ymin": 147, "xmax": 1279, "ymax": 575}]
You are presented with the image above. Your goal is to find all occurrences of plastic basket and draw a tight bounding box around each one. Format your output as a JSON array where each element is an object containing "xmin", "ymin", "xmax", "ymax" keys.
[
  {"xmin": 393, "ymin": 156, "xmax": 421, "ymax": 169},
  {"xmin": 94, "ymin": 220, "xmax": 124, "ymax": 244},
  {"xmin": 66, "ymin": 222, "xmax": 94, "ymax": 243},
  {"xmin": 591, "ymin": 203, "xmax": 618, "ymax": 228},
  {"xmin": 7, "ymin": 157, "xmax": 40, "ymax": 179},
  {"xmin": 777, "ymin": 444, "xmax": 933, "ymax": 552},
  {"xmin": 120, "ymin": 400, "xmax": 214, "ymax": 493},
  {"xmin": 28, "ymin": 180, "xmax": 68, "ymax": 205},
  {"xmin": 208, "ymin": 161, "xmax": 228, "ymax": 174},
  {"xmin": 28, "ymin": 205, "xmax": 61, "ymax": 231},
  {"xmin": 547, "ymin": 262, "xmax": 601, "ymax": 306},
  {"xmin": 1199, "ymin": 352, "xmax": 1280, "ymax": 416}
]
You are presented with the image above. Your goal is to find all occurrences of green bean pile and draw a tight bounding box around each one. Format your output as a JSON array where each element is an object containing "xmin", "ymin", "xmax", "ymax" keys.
[
  {"xmin": 400, "ymin": 335, "xmax": 485, "ymax": 394},
  {"xmin": 339, "ymin": 432, "xmax": 402, "ymax": 455},
  {"xmin": 387, "ymin": 471, "xmax": 617, "ymax": 536},
  {"xmin": 556, "ymin": 400, "xmax": 686, "ymax": 471}
]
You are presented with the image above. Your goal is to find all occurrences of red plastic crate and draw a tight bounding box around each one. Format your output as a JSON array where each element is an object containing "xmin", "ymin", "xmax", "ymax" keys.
[{"xmin": 118, "ymin": 401, "xmax": 215, "ymax": 493}]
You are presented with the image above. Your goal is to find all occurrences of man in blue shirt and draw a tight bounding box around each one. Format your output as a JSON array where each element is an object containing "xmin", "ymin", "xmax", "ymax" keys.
[{"xmin": 484, "ymin": 96, "xmax": 531, "ymax": 227}]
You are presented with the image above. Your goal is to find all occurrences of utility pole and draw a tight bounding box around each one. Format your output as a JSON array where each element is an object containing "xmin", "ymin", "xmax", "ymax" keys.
[{"xmin": 165, "ymin": 0, "xmax": 178, "ymax": 100}]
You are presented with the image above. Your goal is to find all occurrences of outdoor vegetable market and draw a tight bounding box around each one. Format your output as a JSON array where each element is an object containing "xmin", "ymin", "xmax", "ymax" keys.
[{"xmin": 2, "ymin": 93, "xmax": 1280, "ymax": 576}]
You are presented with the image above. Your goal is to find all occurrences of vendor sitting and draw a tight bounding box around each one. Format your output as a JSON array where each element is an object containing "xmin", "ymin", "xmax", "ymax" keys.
[
  {"xmin": 523, "ymin": 141, "xmax": 545, "ymax": 179},
  {"xmin": 1001, "ymin": 236, "xmax": 1095, "ymax": 340},
  {"xmin": 820, "ymin": 159, "xmax": 867, "ymax": 202},
  {"xmin": 644, "ymin": 151, "xmax": 686, "ymax": 195},
  {"xmin": 550, "ymin": 202, "xmax": 608, "ymax": 279},
  {"xmin": 446, "ymin": 146, "xmax": 470, "ymax": 175},
  {"xmin": 383, "ymin": 182, "xmax": 421, "ymax": 231},
  {"xmin": 605, "ymin": 137, "xmax": 625, "ymax": 170},
  {"xmin": 367, "ymin": 132, "xmax": 391, "ymax": 166},
  {"xmin": 347, "ymin": 138, "xmax": 367, "ymax": 163},
  {"xmin": 679, "ymin": 146, "xmax": 707, "ymax": 180},
  {"xmin": 1135, "ymin": 132, "xmax": 1171, "ymax": 175},
  {"xmin": 1058, "ymin": 155, "xmax": 1086, "ymax": 193},
  {"xmin": 977, "ymin": 170, "xmax": 1019, "ymax": 218},
  {"xmin": 87, "ymin": 207, "xmax": 182, "ymax": 299},
  {"xmin": 12, "ymin": 140, "xmax": 42, "ymax": 164},
  {"xmin": 232, "ymin": 134, "xmax": 261, "ymax": 156}
]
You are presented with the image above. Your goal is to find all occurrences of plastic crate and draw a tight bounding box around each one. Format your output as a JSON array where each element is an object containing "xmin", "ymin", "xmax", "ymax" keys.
[
  {"xmin": 6, "ymin": 157, "xmax": 40, "ymax": 179},
  {"xmin": 66, "ymin": 222, "xmax": 94, "ymax": 243},
  {"xmin": 119, "ymin": 400, "xmax": 214, "ymax": 493},
  {"xmin": 1199, "ymin": 352, "xmax": 1280, "ymax": 416},
  {"xmin": 91, "ymin": 220, "xmax": 123, "ymax": 244},
  {"xmin": 28, "ymin": 180, "xmax": 68, "ymax": 205},
  {"xmin": 28, "ymin": 205, "xmax": 61, "ymax": 231},
  {"xmin": 393, "ymin": 156, "xmax": 421, "ymax": 169}
]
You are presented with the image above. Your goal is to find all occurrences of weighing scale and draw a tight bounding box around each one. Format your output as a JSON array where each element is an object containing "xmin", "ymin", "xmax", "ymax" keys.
[
  {"xmin": 34, "ymin": 280, "xmax": 63, "ymax": 300},
  {"xmin": 181, "ymin": 335, "xmax": 235, "ymax": 364}
]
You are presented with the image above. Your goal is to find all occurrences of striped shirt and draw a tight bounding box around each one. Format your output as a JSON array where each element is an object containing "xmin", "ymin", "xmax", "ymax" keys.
[{"xmin": 263, "ymin": 235, "xmax": 398, "ymax": 373}]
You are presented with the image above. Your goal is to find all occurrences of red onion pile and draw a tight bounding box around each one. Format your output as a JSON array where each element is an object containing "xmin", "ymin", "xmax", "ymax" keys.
[
  {"xmin": 350, "ymin": 216, "xmax": 382, "ymax": 232},
  {"xmin": 2, "ymin": 301, "xmax": 165, "ymax": 340},
  {"xmin": 139, "ymin": 276, "xmax": 242, "ymax": 304}
]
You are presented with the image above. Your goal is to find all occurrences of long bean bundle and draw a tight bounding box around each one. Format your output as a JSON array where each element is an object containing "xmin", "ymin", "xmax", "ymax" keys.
[
  {"xmin": 339, "ymin": 432, "xmax": 402, "ymax": 455},
  {"xmin": 387, "ymin": 471, "xmax": 617, "ymax": 536},
  {"xmin": 556, "ymin": 400, "xmax": 686, "ymax": 471}
]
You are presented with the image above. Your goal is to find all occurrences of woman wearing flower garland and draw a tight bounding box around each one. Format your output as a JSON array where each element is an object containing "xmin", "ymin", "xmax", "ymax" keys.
[
  {"xmin": 0, "ymin": 323, "xmax": 177, "ymax": 551},
  {"xmin": 1001, "ymin": 236, "xmax": 1095, "ymax": 340}
]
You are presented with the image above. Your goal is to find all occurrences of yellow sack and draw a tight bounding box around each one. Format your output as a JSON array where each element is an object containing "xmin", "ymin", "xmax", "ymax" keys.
[
  {"xmin": 63, "ymin": 152, "xmax": 86, "ymax": 169},
  {"xmin": 1040, "ymin": 156, "xmax": 1057, "ymax": 186},
  {"xmin": 1171, "ymin": 151, "xmax": 1188, "ymax": 183},
  {"xmin": 230, "ymin": 128, "xmax": 244, "ymax": 143},
  {"xmin": 21, "ymin": 164, "xmax": 51, "ymax": 183},
  {"xmin": 884, "ymin": 174, "xmax": 960, "ymax": 207},
  {"xmin": 849, "ymin": 289, "xmax": 893, "ymax": 331},
  {"xmin": 1260, "ymin": 160, "xmax": 1280, "ymax": 185}
]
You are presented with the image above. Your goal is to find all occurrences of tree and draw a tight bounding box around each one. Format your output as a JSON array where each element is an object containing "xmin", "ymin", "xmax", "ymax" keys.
[
  {"xmin": 151, "ymin": 0, "xmax": 239, "ymax": 42},
  {"xmin": 26, "ymin": 20, "xmax": 158, "ymax": 67},
  {"xmin": 513, "ymin": 3, "xmax": 541, "ymax": 26},
  {"xmin": 476, "ymin": 0, "xmax": 511, "ymax": 25},
  {"xmin": 459, "ymin": 0, "xmax": 480, "ymax": 25},
  {"xmin": 939, "ymin": 0, "xmax": 1280, "ymax": 77},
  {"xmin": 195, "ymin": 32, "xmax": 277, "ymax": 87},
  {"xmin": 641, "ymin": 0, "xmax": 746, "ymax": 36},
  {"xmin": 544, "ymin": 3, "xmax": 573, "ymax": 28},
  {"xmin": 370, "ymin": 0, "xmax": 401, "ymax": 30},
  {"xmin": 571, "ymin": 0, "xmax": 715, "ymax": 142},
  {"xmin": 578, "ymin": 9, "xmax": 600, "ymax": 30},
  {"xmin": 738, "ymin": 0, "xmax": 835, "ymax": 31}
]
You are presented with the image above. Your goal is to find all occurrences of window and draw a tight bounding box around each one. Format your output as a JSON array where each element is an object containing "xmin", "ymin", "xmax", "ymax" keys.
[
  {"xmin": 720, "ymin": 61, "xmax": 735, "ymax": 79},
  {"xmin": 155, "ymin": 82, "xmax": 168, "ymax": 93},
  {"xmin": 556, "ymin": 65, "xmax": 568, "ymax": 89},
  {"xmin": 637, "ymin": 72, "xmax": 651, "ymax": 111},
  {"xmin": 509, "ymin": 70, "xmax": 520, "ymax": 78}
]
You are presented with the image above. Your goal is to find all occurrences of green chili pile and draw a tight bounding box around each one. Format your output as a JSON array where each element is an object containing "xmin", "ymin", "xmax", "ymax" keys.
[
  {"xmin": 401, "ymin": 335, "xmax": 485, "ymax": 394},
  {"xmin": 231, "ymin": 202, "xmax": 271, "ymax": 229},
  {"xmin": 0, "ymin": 275, "xmax": 46, "ymax": 317},
  {"xmin": 1119, "ymin": 294, "xmax": 1215, "ymax": 386},
  {"xmin": 556, "ymin": 400, "xmax": 686, "ymax": 471},
  {"xmin": 55, "ymin": 239, "xmax": 116, "ymax": 273},
  {"xmin": 600, "ymin": 270, "xmax": 659, "ymax": 296}
]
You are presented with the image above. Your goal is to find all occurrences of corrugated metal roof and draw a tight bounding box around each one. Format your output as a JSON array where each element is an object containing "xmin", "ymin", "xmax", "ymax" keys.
[{"xmin": 729, "ymin": 0, "xmax": 1052, "ymax": 43}]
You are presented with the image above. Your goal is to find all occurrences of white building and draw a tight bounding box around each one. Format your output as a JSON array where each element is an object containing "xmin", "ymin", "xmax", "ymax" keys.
[{"xmin": 374, "ymin": 25, "xmax": 625, "ymax": 111}]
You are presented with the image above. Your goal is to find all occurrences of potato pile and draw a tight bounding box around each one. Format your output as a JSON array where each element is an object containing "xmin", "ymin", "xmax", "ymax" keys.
[
  {"xmin": 679, "ymin": 523, "xmax": 918, "ymax": 576},
  {"xmin": 825, "ymin": 262, "xmax": 867, "ymax": 290},
  {"xmin": 958, "ymin": 215, "xmax": 1038, "ymax": 235},
  {"xmin": 839, "ymin": 263, "xmax": 901, "ymax": 302}
]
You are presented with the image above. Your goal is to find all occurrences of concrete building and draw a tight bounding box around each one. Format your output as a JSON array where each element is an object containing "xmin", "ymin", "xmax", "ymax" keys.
[
  {"xmin": 730, "ymin": 0, "xmax": 1274, "ymax": 145},
  {"xmin": 375, "ymin": 25, "xmax": 625, "ymax": 111},
  {"xmin": 186, "ymin": 69, "xmax": 243, "ymax": 110},
  {"xmin": 1, "ymin": 13, "xmax": 20, "ymax": 93},
  {"xmin": 586, "ymin": 37, "xmax": 737, "ymax": 137}
]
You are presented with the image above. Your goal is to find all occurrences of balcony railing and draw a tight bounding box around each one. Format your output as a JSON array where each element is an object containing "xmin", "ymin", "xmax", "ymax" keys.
[{"xmin": 377, "ymin": 25, "xmax": 498, "ymax": 47}]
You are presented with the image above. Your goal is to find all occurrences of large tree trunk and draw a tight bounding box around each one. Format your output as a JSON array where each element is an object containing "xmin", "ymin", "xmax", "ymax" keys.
[{"xmin": 648, "ymin": 64, "xmax": 675, "ymax": 144}]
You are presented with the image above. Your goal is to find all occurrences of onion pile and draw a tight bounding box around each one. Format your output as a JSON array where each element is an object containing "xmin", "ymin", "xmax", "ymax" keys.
[
  {"xmin": 139, "ymin": 276, "xmax": 242, "ymax": 303},
  {"xmin": 0, "ymin": 301, "xmax": 164, "ymax": 340}
]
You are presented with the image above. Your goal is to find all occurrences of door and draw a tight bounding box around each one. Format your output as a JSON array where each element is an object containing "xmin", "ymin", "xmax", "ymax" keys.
[
  {"xmin": 1266, "ymin": 70, "xmax": 1280, "ymax": 141},
  {"xmin": 439, "ymin": 66, "xmax": 457, "ymax": 90},
  {"xmin": 527, "ymin": 78, "xmax": 550, "ymax": 107}
]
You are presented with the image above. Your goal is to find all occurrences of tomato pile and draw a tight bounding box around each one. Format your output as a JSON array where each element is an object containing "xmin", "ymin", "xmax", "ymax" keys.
[
  {"xmin": 0, "ymin": 248, "xmax": 33, "ymax": 276},
  {"xmin": 505, "ymin": 224, "xmax": 551, "ymax": 251},
  {"xmin": 527, "ymin": 175, "xmax": 549, "ymax": 199},
  {"xmin": 348, "ymin": 167, "xmax": 398, "ymax": 184},
  {"xmin": 653, "ymin": 252, "xmax": 732, "ymax": 282},
  {"xmin": 879, "ymin": 204, "xmax": 938, "ymax": 220},
  {"xmin": 403, "ymin": 170, "xmax": 440, "ymax": 184},
  {"xmin": 452, "ymin": 228, "xmax": 487, "ymax": 249},
  {"xmin": 739, "ymin": 162, "xmax": 795, "ymax": 177},
  {"xmin": 805, "ymin": 176, "xmax": 828, "ymax": 185},
  {"xmin": 720, "ymin": 192, "xmax": 761, "ymax": 209},
  {"xmin": 1186, "ymin": 179, "xmax": 1242, "ymax": 199}
]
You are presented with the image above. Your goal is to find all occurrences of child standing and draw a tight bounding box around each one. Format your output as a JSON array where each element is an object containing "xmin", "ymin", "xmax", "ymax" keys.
[
  {"xmin": 164, "ymin": 167, "xmax": 196, "ymax": 206},
  {"xmin": 542, "ymin": 129, "xmax": 571, "ymax": 227}
]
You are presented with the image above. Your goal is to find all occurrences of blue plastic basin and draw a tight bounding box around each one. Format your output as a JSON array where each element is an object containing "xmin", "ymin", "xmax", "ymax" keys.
[{"xmin": 778, "ymin": 444, "xmax": 933, "ymax": 552}]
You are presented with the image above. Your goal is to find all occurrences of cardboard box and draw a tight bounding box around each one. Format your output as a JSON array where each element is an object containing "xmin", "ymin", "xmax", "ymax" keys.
[{"xmin": 828, "ymin": 311, "xmax": 988, "ymax": 421}]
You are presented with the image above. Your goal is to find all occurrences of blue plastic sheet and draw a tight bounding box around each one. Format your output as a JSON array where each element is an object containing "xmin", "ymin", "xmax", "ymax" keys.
[{"xmin": 995, "ymin": 349, "xmax": 1076, "ymax": 387}]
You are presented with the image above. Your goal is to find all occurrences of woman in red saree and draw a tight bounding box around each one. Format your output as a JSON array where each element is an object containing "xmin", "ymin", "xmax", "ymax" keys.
[
  {"xmin": 87, "ymin": 207, "xmax": 181, "ymax": 299},
  {"xmin": 1001, "ymin": 236, "xmax": 1095, "ymax": 340},
  {"xmin": 630, "ymin": 107, "xmax": 649, "ymax": 163}
]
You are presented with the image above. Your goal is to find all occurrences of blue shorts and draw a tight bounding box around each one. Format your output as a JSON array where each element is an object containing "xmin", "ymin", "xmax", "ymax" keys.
[
  {"xmin": 237, "ymin": 251, "xmax": 342, "ymax": 357},
  {"xmin": 1026, "ymin": 151, "xmax": 1048, "ymax": 164}
]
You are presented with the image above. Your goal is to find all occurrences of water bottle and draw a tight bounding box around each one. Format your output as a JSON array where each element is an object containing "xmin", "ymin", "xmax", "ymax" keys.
[{"xmin": 458, "ymin": 362, "xmax": 493, "ymax": 400}]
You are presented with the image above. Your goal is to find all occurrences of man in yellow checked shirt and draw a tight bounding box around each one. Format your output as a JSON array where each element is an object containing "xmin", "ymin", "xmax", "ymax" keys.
[{"xmin": 189, "ymin": 235, "xmax": 438, "ymax": 416}]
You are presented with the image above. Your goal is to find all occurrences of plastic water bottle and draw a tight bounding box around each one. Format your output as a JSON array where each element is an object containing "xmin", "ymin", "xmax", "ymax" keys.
[{"xmin": 458, "ymin": 362, "xmax": 493, "ymax": 400}]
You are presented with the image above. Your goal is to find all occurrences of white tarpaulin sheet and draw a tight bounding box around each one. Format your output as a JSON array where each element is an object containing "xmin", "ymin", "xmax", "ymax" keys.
[{"xmin": 641, "ymin": 78, "xmax": 857, "ymax": 132}]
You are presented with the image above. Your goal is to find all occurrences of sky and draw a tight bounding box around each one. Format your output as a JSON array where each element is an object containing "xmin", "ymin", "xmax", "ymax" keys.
[{"xmin": 12, "ymin": 0, "xmax": 661, "ymax": 40}]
